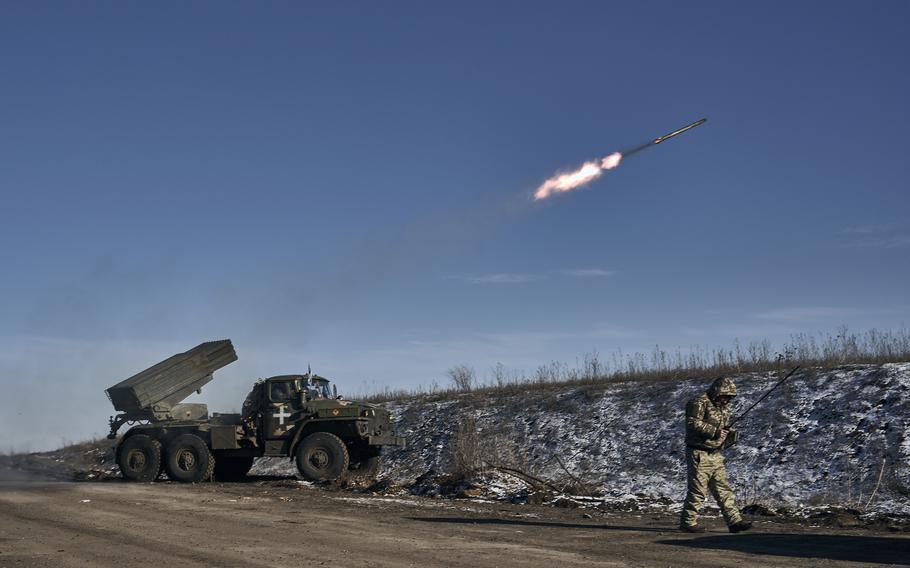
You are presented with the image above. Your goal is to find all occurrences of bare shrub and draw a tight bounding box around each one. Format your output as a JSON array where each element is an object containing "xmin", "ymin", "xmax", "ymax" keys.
[
  {"xmin": 581, "ymin": 351, "xmax": 602, "ymax": 381},
  {"xmin": 490, "ymin": 362, "xmax": 506, "ymax": 388},
  {"xmin": 447, "ymin": 364, "xmax": 476, "ymax": 392},
  {"xmin": 451, "ymin": 416, "xmax": 481, "ymax": 478},
  {"xmin": 534, "ymin": 360, "xmax": 572, "ymax": 383},
  {"xmin": 450, "ymin": 416, "xmax": 529, "ymax": 482}
]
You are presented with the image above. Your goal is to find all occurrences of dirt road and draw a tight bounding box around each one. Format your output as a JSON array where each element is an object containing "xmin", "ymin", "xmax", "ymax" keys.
[{"xmin": 1, "ymin": 479, "xmax": 907, "ymax": 567}]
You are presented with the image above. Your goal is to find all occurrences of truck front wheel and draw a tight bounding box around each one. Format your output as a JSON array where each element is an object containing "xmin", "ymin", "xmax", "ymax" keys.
[
  {"xmin": 164, "ymin": 434, "xmax": 214, "ymax": 483},
  {"xmin": 117, "ymin": 434, "xmax": 162, "ymax": 482},
  {"xmin": 296, "ymin": 432, "xmax": 349, "ymax": 482}
]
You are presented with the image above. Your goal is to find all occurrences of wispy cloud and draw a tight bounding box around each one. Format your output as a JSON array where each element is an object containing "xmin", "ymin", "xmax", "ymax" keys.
[
  {"xmin": 476, "ymin": 326, "xmax": 643, "ymax": 346},
  {"xmin": 464, "ymin": 273, "xmax": 545, "ymax": 285},
  {"xmin": 682, "ymin": 323, "xmax": 799, "ymax": 338},
  {"xmin": 843, "ymin": 235, "xmax": 910, "ymax": 249},
  {"xmin": 560, "ymin": 268, "xmax": 615, "ymax": 278},
  {"xmin": 841, "ymin": 223, "xmax": 910, "ymax": 249},
  {"xmin": 457, "ymin": 268, "xmax": 616, "ymax": 285},
  {"xmin": 753, "ymin": 306, "xmax": 864, "ymax": 321},
  {"xmin": 843, "ymin": 223, "xmax": 898, "ymax": 234},
  {"xmin": 362, "ymin": 326, "xmax": 645, "ymax": 374}
]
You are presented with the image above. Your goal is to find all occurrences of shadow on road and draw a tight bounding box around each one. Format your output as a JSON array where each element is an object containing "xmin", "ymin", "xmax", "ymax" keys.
[
  {"xmin": 409, "ymin": 516, "xmax": 669, "ymax": 533},
  {"xmin": 657, "ymin": 533, "xmax": 910, "ymax": 565}
]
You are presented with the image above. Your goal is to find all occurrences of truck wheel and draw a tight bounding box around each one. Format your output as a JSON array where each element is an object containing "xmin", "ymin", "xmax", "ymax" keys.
[
  {"xmin": 213, "ymin": 455, "xmax": 255, "ymax": 481},
  {"xmin": 117, "ymin": 434, "xmax": 162, "ymax": 482},
  {"xmin": 164, "ymin": 434, "xmax": 214, "ymax": 483},
  {"xmin": 296, "ymin": 432, "xmax": 349, "ymax": 482}
]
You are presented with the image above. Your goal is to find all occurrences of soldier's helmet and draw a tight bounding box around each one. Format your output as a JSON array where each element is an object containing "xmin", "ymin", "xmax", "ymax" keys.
[{"xmin": 708, "ymin": 376, "xmax": 737, "ymax": 400}]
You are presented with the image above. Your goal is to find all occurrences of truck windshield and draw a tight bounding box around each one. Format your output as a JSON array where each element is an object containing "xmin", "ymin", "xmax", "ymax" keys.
[{"xmin": 303, "ymin": 379, "xmax": 332, "ymax": 399}]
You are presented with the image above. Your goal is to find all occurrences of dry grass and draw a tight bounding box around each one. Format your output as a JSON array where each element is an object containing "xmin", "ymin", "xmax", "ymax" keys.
[{"xmin": 361, "ymin": 326, "xmax": 910, "ymax": 403}]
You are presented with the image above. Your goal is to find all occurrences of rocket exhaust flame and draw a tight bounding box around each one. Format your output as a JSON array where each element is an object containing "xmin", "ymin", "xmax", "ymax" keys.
[
  {"xmin": 533, "ymin": 118, "xmax": 706, "ymax": 201},
  {"xmin": 534, "ymin": 152, "xmax": 622, "ymax": 200}
]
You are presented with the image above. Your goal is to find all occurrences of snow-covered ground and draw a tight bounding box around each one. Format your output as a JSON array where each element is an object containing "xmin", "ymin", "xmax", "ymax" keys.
[{"xmin": 256, "ymin": 363, "xmax": 910, "ymax": 514}]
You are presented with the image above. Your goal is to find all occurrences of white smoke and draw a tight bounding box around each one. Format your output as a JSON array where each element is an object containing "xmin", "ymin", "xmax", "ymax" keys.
[{"xmin": 534, "ymin": 152, "xmax": 623, "ymax": 200}]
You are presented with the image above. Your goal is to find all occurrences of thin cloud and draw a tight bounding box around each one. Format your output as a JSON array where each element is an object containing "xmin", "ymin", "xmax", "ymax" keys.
[
  {"xmin": 682, "ymin": 323, "xmax": 798, "ymax": 338},
  {"xmin": 753, "ymin": 307, "xmax": 863, "ymax": 321},
  {"xmin": 841, "ymin": 223, "xmax": 910, "ymax": 248},
  {"xmin": 843, "ymin": 235, "xmax": 910, "ymax": 249},
  {"xmin": 464, "ymin": 273, "xmax": 545, "ymax": 285},
  {"xmin": 476, "ymin": 326, "xmax": 642, "ymax": 346},
  {"xmin": 364, "ymin": 326, "xmax": 645, "ymax": 370},
  {"xmin": 455, "ymin": 269, "xmax": 615, "ymax": 285},
  {"xmin": 561, "ymin": 269, "xmax": 615, "ymax": 278},
  {"xmin": 843, "ymin": 223, "xmax": 898, "ymax": 234}
]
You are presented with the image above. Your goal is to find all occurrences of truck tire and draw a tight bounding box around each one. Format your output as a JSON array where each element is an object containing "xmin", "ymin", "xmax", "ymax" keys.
[
  {"xmin": 213, "ymin": 455, "xmax": 255, "ymax": 482},
  {"xmin": 296, "ymin": 432, "xmax": 349, "ymax": 482},
  {"xmin": 117, "ymin": 434, "xmax": 162, "ymax": 482},
  {"xmin": 164, "ymin": 434, "xmax": 215, "ymax": 483}
]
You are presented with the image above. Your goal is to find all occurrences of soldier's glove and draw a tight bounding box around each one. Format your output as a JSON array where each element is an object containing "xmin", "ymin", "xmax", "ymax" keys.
[{"xmin": 722, "ymin": 428, "xmax": 739, "ymax": 448}]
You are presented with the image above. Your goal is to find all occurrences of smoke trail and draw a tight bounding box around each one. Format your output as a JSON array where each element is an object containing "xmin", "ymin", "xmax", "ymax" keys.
[{"xmin": 534, "ymin": 152, "xmax": 622, "ymax": 200}]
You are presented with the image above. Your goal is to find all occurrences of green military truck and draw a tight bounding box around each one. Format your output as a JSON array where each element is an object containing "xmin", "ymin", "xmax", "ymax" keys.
[{"xmin": 105, "ymin": 340, "xmax": 405, "ymax": 483}]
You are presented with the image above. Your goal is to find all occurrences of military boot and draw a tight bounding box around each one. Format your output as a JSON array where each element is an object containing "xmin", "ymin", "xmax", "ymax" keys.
[
  {"xmin": 679, "ymin": 524, "xmax": 706, "ymax": 533},
  {"xmin": 728, "ymin": 521, "xmax": 753, "ymax": 533}
]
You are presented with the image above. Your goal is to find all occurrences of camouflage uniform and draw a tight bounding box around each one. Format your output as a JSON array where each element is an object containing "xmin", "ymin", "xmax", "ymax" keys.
[
  {"xmin": 680, "ymin": 377, "xmax": 743, "ymax": 528},
  {"xmin": 240, "ymin": 380, "xmax": 265, "ymax": 445}
]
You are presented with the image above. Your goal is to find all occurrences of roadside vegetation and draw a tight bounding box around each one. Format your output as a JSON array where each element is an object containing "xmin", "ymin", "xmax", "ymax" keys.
[
  {"xmin": 359, "ymin": 327, "xmax": 910, "ymax": 402},
  {"xmin": 0, "ymin": 438, "xmax": 113, "ymax": 481}
]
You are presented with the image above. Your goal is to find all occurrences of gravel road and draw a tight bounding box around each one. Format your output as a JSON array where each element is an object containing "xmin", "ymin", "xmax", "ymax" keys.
[{"xmin": 1, "ymin": 480, "xmax": 907, "ymax": 567}]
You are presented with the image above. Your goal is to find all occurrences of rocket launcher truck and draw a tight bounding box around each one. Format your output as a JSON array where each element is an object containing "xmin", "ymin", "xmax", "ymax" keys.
[{"xmin": 106, "ymin": 340, "xmax": 405, "ymax": 483}]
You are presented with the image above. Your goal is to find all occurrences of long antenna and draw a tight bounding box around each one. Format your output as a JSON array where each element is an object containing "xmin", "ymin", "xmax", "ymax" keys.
[{"xmin": 729, "ymin": 366, "xmax": 801, "ymax": 427}]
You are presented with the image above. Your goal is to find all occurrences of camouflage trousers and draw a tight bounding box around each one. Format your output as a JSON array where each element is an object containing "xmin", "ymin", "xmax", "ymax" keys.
[{"xmin": 680, "ymin": 448, "xmax": 742, "ymax": 527}]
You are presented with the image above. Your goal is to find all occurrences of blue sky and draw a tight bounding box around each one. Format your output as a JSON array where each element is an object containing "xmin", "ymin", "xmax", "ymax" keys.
[{"xmin": 1, "ymin": 2, "xmax": 908, "ymax": 450}]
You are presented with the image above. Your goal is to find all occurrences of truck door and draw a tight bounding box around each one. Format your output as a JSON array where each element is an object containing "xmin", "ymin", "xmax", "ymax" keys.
[{"xmin": 264, "ymin": 379, "xmax": 300, "ymax": 441}]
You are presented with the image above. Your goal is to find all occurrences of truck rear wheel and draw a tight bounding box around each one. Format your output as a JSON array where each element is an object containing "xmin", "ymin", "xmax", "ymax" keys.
[
  {"xmin": 164, "ymin": 434, "xmax": 214, "ymax": 483},
  {"xmin": 117, "ymin": 434, "xmax": 162, "ymax": 482},
  {"xmin": 213, "ymin": 455, "xmax": 255, "ymax": 481},
  {"xmin": 296, "ymin": 432, "xmax": 349, "ymax": 482}
]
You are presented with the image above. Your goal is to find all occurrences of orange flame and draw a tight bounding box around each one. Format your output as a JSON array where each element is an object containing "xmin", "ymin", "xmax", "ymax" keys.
[{"xmin": 534, "ymin": 152, "xmax": 623, "ymax": 200}]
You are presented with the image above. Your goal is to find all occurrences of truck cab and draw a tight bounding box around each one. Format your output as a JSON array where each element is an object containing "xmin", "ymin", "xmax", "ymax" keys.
[{"xmin": 246, "ymin": 374, "xmax": 403, "ymax": 480}]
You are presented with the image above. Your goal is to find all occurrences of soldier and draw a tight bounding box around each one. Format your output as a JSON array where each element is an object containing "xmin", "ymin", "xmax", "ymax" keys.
[
  {"xmin": 239, "ymin": 380, "xmax": 265, "ymax": 446},
  {"xmin": 679, "ymin": 376, "xmax": 753, "ymax": 533}
]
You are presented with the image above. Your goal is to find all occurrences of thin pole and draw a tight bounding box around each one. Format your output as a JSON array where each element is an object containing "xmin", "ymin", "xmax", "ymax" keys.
[{"xmin": 729, "ymin": 366, "xmax": 801, "ymax": 427}]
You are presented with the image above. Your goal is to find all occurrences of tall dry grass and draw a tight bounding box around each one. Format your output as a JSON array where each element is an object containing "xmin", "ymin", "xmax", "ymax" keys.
[{"xmin": 358, "ymin": 326, "xmax": 910, "ymax": 402}]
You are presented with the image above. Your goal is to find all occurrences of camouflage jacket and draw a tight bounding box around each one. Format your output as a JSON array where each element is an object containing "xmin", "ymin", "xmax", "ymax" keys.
[
  {"xmin": 685, "ymin": 392, "xmax": 732, "ymax": 451},
  {"xmin": 241, "ymin": 380, "xmax": 265, "ymax": 424}
]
